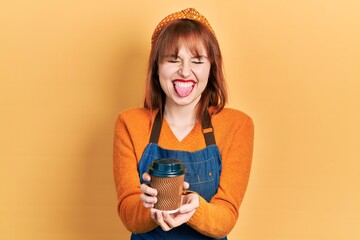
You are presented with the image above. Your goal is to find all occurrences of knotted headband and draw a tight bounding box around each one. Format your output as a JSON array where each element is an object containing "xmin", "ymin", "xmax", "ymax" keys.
[{"xmin": 151, "ymin": 8, "xmax": 215, "ymax": 45}]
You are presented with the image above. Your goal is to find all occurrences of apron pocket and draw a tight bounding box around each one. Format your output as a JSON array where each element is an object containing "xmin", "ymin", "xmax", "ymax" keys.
[{"xmin": 184, "ymin": 158, "xmax": 219, "ymax": 202}]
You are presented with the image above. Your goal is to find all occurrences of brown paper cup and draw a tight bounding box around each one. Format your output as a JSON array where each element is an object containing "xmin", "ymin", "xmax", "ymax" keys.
[{"xmin": 150, "ymin": 175, "xmax": 184, "ymax": 213}]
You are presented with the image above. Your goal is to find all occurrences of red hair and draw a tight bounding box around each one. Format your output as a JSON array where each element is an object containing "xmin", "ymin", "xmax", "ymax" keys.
[{"xmin": 144, "ymin": 19, "xmax": 227, "ymax": 121}]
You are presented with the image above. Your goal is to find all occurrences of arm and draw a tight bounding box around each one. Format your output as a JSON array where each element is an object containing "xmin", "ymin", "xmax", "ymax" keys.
[
  {"xmin": 113, "ymin": 113, "xmax": 157, "ymax": 233},
  {"xmin": 187, "ymin": 115, "xmax": 254, "ymax": 238}
]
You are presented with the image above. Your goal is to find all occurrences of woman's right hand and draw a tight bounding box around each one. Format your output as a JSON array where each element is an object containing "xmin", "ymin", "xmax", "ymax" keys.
[{"xmin": 140, "ymin": 172, "xmax": 158, "ymax": 208}]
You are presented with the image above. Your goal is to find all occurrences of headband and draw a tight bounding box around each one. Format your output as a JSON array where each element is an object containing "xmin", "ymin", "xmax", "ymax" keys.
[{"xmin": 151, "ymin": 8, "xmax": 215, "ymax": 44}]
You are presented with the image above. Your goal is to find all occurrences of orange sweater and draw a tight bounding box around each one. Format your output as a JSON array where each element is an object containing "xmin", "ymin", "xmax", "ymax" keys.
[{"xmin": 113, "ymin": 108, "xmax": 254, "ymax": 238}]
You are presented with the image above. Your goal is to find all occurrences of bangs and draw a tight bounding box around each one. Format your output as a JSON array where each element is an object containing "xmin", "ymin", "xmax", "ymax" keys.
[{"xmin": 157, "ymin": 20, "xmax": 212, "ymax": 61}]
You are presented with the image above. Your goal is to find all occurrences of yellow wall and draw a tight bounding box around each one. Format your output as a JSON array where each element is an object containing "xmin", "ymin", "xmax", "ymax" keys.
[{"xmin": 1, "ymin": 1, "xmax": 359, "ymax": 239}]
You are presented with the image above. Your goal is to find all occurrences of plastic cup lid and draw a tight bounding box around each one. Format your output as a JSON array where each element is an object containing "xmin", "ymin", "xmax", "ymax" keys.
[{"xmin": 148, "ymin": 158, "xmax": 186, "ymax": 177}]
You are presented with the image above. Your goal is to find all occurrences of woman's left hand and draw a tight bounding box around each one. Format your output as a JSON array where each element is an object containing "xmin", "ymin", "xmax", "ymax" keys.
[{"xmin": 150, "ymin": 193, "xmax": 199, "ymax": 231}]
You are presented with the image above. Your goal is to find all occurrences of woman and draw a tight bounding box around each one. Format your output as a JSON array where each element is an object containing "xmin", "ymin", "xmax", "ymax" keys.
[{"xmin": 113, "ymin": 8, "xmax": 254, "ymax": 239}]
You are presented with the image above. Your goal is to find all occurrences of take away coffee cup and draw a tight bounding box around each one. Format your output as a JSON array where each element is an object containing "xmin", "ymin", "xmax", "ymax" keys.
[{"xmin": 148, "ymin": 158, "xmax": 186, "ymax": 213}]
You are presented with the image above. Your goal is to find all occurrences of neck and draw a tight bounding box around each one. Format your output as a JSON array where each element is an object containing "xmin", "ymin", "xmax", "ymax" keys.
[
  {"xmin": 163, "ymin": 102, "xmax": 198, "ymax": 127},
  {"xmin": 163, "ymin": 101, "xmax": 199, "ymax": 142}
]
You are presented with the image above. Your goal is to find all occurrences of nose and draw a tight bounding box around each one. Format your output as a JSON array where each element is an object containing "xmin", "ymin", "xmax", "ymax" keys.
[{"xmin": 178, "ymin": 62, "xmax": 191, "ymax": 78}]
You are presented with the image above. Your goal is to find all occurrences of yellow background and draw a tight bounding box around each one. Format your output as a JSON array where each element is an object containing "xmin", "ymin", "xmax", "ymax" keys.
[{"xmin": 1, "ymin": 1, "xmax": 359, "ymax": 239}]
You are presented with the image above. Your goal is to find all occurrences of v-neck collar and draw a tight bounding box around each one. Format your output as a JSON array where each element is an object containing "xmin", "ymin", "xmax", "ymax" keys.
[
  {"xmin": 149, "ymin": 108, "xmax": 216, "ymax": 148},
  {"xmin": 162, "ymin": 118, "xmax": 201, "ymax": 143}
]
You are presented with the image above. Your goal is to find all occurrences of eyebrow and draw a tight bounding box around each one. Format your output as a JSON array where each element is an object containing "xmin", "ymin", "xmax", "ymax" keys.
[
  {"xmin": 162, "ymin": 54, "xmax": 208, "ymax": 59},
  {"xmin": 195, "ymin": 55, "xmax": 208, "ymax": 59},
  {"xmin": 162, "ymin": 54, "xmax": 178, "ymax": 58}
]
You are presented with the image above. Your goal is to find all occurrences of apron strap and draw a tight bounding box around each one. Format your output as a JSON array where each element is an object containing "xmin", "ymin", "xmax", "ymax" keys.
[
  {"xmin": 202, "ymin": 109, "xmax": 216, "ymax": 145},
  {"xmin": 149, "ymin": 109, "xmax": 216, "ymax": 146},
  {"xmin": 149, "ymin": 110, "xmax": 163, "ymax": 144}
]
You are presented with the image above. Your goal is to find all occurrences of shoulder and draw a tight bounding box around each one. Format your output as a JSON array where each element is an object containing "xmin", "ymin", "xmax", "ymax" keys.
[
  {"xmin": 212, "ymin": 108, "xmax": 254, "ymax": 156},
  {"xmin": 212, "ymin": 108, "xmax": 253, "ymax": 129},
  {"xmin": 115, "ymin": 108, "xmax": 152, "ymax": 130},
  {"xmin": 211, "ymin": 108, "xmax": 254, "ymax": 143},
  {"xmin": 116, "ymin": 108, "xmax": 150, "ymax": 121}
]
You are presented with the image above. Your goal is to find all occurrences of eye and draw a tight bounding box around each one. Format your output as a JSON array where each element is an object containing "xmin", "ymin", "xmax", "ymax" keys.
[
  {"xmin": 192, "ymin": 56, "xmax": 207, "ymax": 64},
  {"xmin": 165, "ymin": 56, "xmax": 180, "ymax": 63}
]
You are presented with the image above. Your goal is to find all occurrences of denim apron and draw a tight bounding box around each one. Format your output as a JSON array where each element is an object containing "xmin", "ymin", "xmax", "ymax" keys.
[{"xmin": 131, "ymin": 110, "xmax": 227, "ymax": 240}]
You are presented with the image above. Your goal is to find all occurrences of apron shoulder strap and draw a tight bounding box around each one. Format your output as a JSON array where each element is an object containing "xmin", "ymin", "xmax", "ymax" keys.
[
  {"xmin": 202, "ymin": 109, "xmax": 216, "ymax": 146},
  {"xmin": 149, "ymin": 108, "xmax": 216, "ymax": 146},
  {"xmin": 149, "ymin": 110, "xmax": 162, "ymax": 144}
]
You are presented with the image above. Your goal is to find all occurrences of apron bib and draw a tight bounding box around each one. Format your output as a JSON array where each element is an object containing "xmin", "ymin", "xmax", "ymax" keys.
[{"xmin": 132, "ymin": 110, "xmax": 227, "ymax": 240}]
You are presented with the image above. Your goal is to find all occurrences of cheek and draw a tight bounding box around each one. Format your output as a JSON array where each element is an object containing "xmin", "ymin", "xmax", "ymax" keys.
[
  {"xmin": 157, "ymin": 65, "xmax": 165, "ymax": 79},
  {"xmin": 158, "ymin": 68, "xmax": 173, "ymax": 92},
  {"xmin": 158, "ymin": 77, "xmax": 169, "ymax": 92},
  {"xmin": 198, "ymin": 65, "xmax": 211, "ymax": 81},
  {"xmin": 200, "ymin": 78, "xmax": 209, "ymax": 89},
  {"xmin": 158, "ymin": 64, "xmax": 175, "ymax": 80}
]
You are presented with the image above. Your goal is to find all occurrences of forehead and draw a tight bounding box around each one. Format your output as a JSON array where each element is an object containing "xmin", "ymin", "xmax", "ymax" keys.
[
  {"xmin": 159, "ymin": 35, "xmax": 209, "ymax": 58},
  {"xmin": 176, "ymin": 43, "xmax": 207, "ymax": 56}
]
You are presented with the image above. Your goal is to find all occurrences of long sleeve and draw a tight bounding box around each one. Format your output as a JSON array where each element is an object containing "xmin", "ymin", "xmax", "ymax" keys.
[
  {"xmin": 187, "ymin": 110, "xmax": 254, "ymax": 238},
  {"xmin": 113, "ymin": 109, "xmax": 157, "ymax": 233}
]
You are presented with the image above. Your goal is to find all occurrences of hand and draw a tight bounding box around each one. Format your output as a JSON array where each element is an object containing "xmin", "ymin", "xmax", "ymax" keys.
[
  {"xmin": 150, "ymin": 193, "xmax": 199, "ymax": 231},
  {"xmin": 140, "ymin": 172, "xmax": 158, "ymax": 208}
]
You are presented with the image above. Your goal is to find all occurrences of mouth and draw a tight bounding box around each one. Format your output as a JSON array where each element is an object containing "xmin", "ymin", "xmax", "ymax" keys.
[{"xmin": 172, "ymin": 79, "xmax": 196, "ymax": 97}]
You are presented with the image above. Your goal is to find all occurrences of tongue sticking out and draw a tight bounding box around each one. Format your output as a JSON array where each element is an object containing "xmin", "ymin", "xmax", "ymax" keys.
[{"xmin": 173, "ymin": 81, "xmax": 195, "ymax": 97}]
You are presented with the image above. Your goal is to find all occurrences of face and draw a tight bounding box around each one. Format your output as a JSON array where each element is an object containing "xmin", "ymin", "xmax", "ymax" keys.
[{"xmin": 158, "ymin": 44, "xmax": 211, "ymax": 109}]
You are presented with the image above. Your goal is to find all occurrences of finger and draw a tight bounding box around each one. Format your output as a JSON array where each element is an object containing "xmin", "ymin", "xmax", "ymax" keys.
[
  {"xmin": 156, "ymin": 211, "xmax": 171, "ymax": 231},
  {"xmin": 162, "ymin": 212, "xmax": 179, "ymax": 228},
  {"xmin": 150, "ymin": 208, "xmax": 158, "ymax": 221},
  {"xmin": 140, "ymin": 183, "xmax": 157, "ymax": 196},
  {"xmin": 179, "ymin": 194, "xmax": 199, "ymax": 213},
  {"xmin": 179, "ymin": 204, "xmax": 195, "ymax": 213},
  {"xmin": 142, "ymin": 172, "xmax": 151, "ymax": 182},
  {"xmin": 140, "ymin": 193, "xmax": 157, "ymax": 208},
  {"xmin": 170, "ymin": 209, "xmax": 196, "ymax": 224},
  {"xmin": 183, "ymin": 181, "xmax": 189, "ymax": 190},
  {"xmin": 179, "ymin": 201, "xmax": 199, "ymax": 213},
  {"xmin": 142, "ymin": 202, "xmax": 154, "ymax": 208}
]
